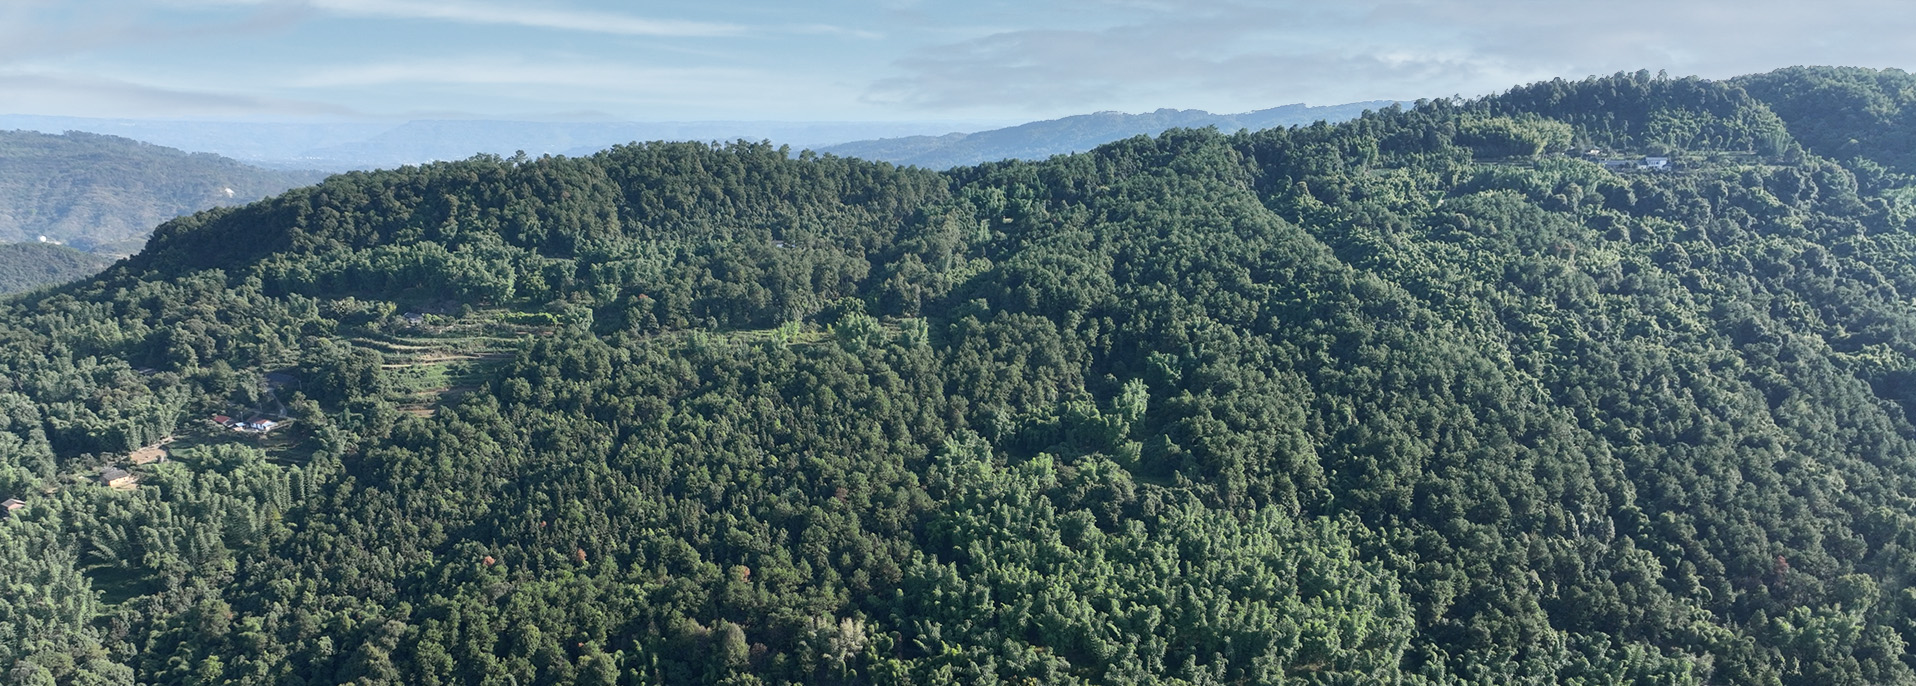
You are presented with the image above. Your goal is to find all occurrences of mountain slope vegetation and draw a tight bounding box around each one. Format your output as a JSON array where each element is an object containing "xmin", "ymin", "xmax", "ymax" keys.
[
  {"xmin": 1737, "ymin": 66, "xmax": 1916, "ymax": 184},
  {"xmin": 0, "ymin": 130, "xmax": 328, "ymax": 254},
  {"xmin": 0, "ymin": 242, "xmax": 115, "ymax": 294},
  {"xmin": 9, "ymin": 70, "xmax": 1916, "ymax": 685}
]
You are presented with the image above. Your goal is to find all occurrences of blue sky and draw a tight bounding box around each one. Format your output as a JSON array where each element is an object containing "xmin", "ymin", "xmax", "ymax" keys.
[{"xmin": 4, "ymin": 0, "xmax": 1913, "ymax": 122}]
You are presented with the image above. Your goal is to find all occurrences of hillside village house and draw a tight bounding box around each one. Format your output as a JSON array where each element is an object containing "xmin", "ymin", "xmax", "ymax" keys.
[
  {"xmin": 100, "ymin": 467, "xmax": 136, "ymax": 488},
  {"xmin": 1599, "ymin": 156, "xmax": 1674, "ymax": 172},
  {"xmin": 3, "ymin": 498, "xmax": 24, "ymax": 515}
]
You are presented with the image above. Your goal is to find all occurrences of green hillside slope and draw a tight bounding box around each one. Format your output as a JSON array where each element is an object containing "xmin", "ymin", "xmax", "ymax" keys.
[
  {"xmin": 9, "ymin": 70, "xmax": 1916, "ymax": 685},
  {"xmin": 0, "ymin": 130, "xmax": 328, "ymax": 254},
  {"xmin": 0, "ymin": 242, "xmax": 114, "ymax": 294},
  {"xmin": 1737, "ymin": 66, "xmax": 1916, "ymax": 182}
]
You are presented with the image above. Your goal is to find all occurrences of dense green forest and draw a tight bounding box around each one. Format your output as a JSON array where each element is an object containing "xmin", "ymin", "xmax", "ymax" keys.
[
  {"xmin": 0, "ymin": 130, "xmax": 327, "ymax": 254},
  {"xmin": 1736, "ymin": 67, "xmax": 1916, "ymax": 186},
  {"xmin": 11, "ymin": 67, "xmax": 1916, "ymax": 684},
  {"xmin": 0, "ymin": 242, "xmax": 115, "ymax": 294}
]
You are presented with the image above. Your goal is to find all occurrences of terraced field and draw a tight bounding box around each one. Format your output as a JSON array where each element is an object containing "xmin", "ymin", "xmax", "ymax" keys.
[{"xmin": 349, "ymin": 311, "xmax": 542, "ymax": 416}]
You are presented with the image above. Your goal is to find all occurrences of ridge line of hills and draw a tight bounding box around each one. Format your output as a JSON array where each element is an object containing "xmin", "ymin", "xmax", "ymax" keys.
[
  {"xmin": 0, "ymin": 129, "xmax": 329, "ymax": 293},
  {"xmin": 815, "ymin": 100, "xmax": 1400, "ymax": 169},
  {"xmin": 0, "ymin": 100, "xmax": 1390, "ymax": 294},
  {"xmin": 0, "ymin": 129, "xmax": 329, "ymax": 252},
  {"xmin": 0, "ymin": 102, "xmax": 1393, "ymax": 173},
  {"xmin": 0, "ymin": 116, "xmax": 1003, "ymax": 171}
]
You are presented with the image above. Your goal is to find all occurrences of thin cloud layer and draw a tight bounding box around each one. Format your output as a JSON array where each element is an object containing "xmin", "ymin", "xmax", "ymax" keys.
[
  {"xmin": 870, "ymin": 0, "xmax": 1916, "ymax": 114},
  {"xmin": 305, "ymin": 0, "xmax": 746, "ymax": 38},
  {"xmin": 293, "ymin": 60, "xmax": 753, "ymax": 89},
  {"xmin": 0, "ymin": 69, "xmax": 358, "ymax": 117},
  {"xmin": 0, "ymin": 1, "xmax": 304, "ymax": 63},
  {"xmin": 2, "ymin": 0, "xmax": 1911, "ymax": 120}
]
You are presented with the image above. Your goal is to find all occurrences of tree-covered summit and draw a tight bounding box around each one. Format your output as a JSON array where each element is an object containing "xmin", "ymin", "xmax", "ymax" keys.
[
  {"xmin": 10, "ymin": 69, "xmax": 1916, "ymax": 685},
  {"xmin": 1737, "ymin": 66, "xmax": 1916, "ymax": 183}
]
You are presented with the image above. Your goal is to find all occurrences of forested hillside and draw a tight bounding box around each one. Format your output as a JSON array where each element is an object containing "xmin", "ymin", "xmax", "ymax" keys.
[
  {"xmin": 1737, "ymin": 66, "xmax": 1916, "ymax": 179},
  {"xmin": 10, "ymin": 69, "xmax": 1916, "ymax": 685},
  {"xmin": 0, "ymin": 130, "xmax": 327, "ymax": 254},
  {"xmin": 0, "ymin": 242, "xmax": 115, "ymax": 294}
]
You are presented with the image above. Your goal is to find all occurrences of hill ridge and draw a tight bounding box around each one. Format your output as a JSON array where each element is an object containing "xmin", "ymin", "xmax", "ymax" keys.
[{"xmin": 816, "ymin": 100, "xmax": 1398, "ymax": 168}]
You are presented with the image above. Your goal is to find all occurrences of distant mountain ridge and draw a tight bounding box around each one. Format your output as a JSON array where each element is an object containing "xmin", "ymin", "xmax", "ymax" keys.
[
  {"xmin": 309, "ymin": 120, "xmax": 1004, "ymax": 168},
  {"xmin": 0, "ymin": 130, "xmax": 327, "ymax": 254},
  {"xmin": 0, "ymin": 116, "xmax": 1005, "ymax": 171},
  {"xmin": 817, "ymin": 101, "xmax": 1400, "ymax": 168},
  {"xmin": 0, "ymin": 105, "xmax": 1397, "ymax": 173}
]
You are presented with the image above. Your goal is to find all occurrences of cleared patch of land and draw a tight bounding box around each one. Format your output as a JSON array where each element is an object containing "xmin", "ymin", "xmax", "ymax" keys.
[{"xmin": 350, "ymin": 309, "xmax": 540, "ymax": 417}]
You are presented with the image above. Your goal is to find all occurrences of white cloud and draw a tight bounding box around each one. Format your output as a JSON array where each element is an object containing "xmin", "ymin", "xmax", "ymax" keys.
[
  {"xmin": 141, "ymin": 0, "xmax": 746, "ymax": 36},
  {"xmin": 867, "ymin": 0, "xmax": 1916, "ymax": 115},
  {"xmin": 0, "ymin": 68, "xmax": 359, "ymax": 117},
  {"xmin": 788, "ymin": 23, "xmax": 885, "ymax": 40},
  {"xmin": 293, "ymin": 58, "xmax": 753, "ymax": 89},
  {"xmin": 304, "ymin": 0, "xmax": 746, "ymax": 37},
  {"xmin": 283, "ymin": 56, "xmax": 870, "ymax": 117},
  {"xmin": 150, "ymin": 0, "xmax": 883, "ymax": 40},
  {"xmin": 19, "ymin": 0, "xmax": 1914, "ymax": 121},
  {"xmin": 0, "ymin": 1, "xmax": 306, "ymax": 64}
]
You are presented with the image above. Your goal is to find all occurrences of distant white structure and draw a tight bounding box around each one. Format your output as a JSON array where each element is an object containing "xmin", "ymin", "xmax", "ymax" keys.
[
  {"xmin": 1598, "ymin": 156, "xmax": 1674, "ymax": 173},
  {"xmin": 222, "ymin": 187, "xmax": 236, "ymax": 198}
]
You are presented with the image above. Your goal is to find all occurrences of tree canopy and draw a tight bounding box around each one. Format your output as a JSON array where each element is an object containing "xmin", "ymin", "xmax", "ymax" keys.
[{"xmin": 8, "ymin": 69, "xmax": 1916, "ymax": 685}]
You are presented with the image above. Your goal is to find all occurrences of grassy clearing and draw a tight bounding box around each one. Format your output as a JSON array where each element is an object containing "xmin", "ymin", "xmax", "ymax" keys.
[
  {"xmin": 165, "ymin": 418, "xmax": 312, "ymax": 466},
  {"xmin": 352, "ymin": 308, "xmax": 541, "ymax": 417}
]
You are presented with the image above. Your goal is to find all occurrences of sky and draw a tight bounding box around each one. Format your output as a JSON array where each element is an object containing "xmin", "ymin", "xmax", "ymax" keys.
[{"xmin": 3, "ymin": 0, "xmax": 1913, "ymax": 123}]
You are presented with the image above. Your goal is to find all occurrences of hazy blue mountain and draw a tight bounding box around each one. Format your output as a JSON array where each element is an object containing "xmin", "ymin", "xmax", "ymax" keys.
[
  {"xmin": 301, "ymin": 119, "xmax": 1002, "ymax": 167},
  {"xmin": 0, "ymin": 130, "xmax": 328, "ymax": 253},
  {"xmin": 0, "ymin": 107, "xmax": 1400, "ymax": 174},
  {"xmin": 0, "ymin": 116, "xmax": 390, "ymax": 170},
  {"xmin": 0, "ymin": 115, "xmax": 1004, "ymax": 171},
  {"xmin": 816, "ymin": 101, "xmax": 1399, "ymax": 168}
]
